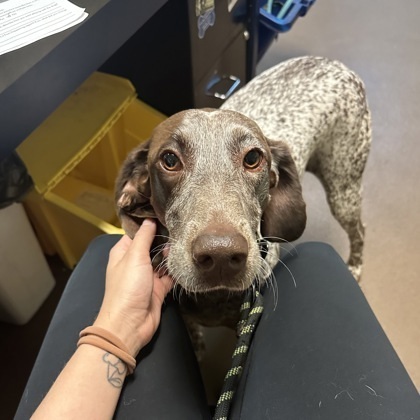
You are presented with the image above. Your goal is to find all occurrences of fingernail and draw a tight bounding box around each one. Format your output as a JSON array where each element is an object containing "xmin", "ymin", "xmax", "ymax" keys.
[{"xmin": 142, "ymin": 218, "xmax": 155, "ymax": 226}]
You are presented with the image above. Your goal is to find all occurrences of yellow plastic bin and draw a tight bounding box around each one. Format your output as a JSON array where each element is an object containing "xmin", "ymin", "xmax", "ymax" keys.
[{"xmin": 17, "ymin": 72, "xmax": 166, "ymax": 268}]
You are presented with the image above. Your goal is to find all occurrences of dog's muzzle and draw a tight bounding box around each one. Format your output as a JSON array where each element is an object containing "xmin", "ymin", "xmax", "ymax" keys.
[{"xmin": 191, "ymin": 223, "xmax": 248, "ymax": 288}]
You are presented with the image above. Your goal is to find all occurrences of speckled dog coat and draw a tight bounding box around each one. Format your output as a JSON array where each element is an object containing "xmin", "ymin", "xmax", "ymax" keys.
[
  {"xmin": 115, "ymin": 56, "xmax": 372, "ymax": 347},
  {"xmin": 222, "ymin": 56, "xmax": 371, "ymax": 280}
]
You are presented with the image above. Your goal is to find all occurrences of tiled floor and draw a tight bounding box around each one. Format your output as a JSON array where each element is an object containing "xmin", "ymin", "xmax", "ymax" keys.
[{"xmin": 257, "ymin": 0, "xmax": 420, "ymax": 390}]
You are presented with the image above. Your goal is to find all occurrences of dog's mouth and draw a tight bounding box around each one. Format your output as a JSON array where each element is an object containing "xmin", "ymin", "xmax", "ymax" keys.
[
  {"xmin": 159, "ymin": 252, "xmax": 256, "ymax": 294},
  {"xmin": 175, "ymin": 275, "xmax": 256, "ymax": 294},
  {"xmin": 185, "ymin": 272, "xmax": 252, "ymax": 293},
  {"xmin": 153, "ymin": 230, "xmax": 271, "ymax": 295}
]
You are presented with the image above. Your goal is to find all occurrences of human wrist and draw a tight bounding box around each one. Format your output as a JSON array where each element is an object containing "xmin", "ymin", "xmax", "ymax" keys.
[
  {"xmin": 78, "ymin": 326, "xmax": 137, "ymax": 375},
  {"xmin": 93, "ymin": 312, "xmax": 144, "ymax": 357}
]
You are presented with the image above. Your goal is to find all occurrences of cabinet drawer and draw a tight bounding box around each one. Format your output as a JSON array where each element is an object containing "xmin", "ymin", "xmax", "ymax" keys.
[
  {"xmin": 189, "ymin": 0, "xmax": 247, "ymax": 84},
  {"xmin": 194, "ymin": 31, "xmax": 246, "ymax": 109}
]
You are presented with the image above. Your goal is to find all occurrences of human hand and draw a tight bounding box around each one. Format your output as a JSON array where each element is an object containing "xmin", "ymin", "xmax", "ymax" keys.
[{"xmin": 94, "ymin": 219, "xmax": 173, "ymax": 357}]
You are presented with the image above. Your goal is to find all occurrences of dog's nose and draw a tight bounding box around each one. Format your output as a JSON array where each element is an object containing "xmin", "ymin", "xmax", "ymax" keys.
[{"xmin": 192, "ymin": 225, "xmax": 248, "ymax": 283}]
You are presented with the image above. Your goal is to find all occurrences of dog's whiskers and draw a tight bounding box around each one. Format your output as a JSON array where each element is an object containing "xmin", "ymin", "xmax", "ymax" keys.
[
  {"xmin": 260, "ymin": 236, "xmax": 298, "ymax": 256},
  {"xmin": 278, "ymin": 259, "xmax": 297, "ymax": 288},
  {"xmin": 255, "ymin": 236, "xmax": 298, "ymax": 306},
  {"xmin": 255, "ymin": 254, "xmax": 278, "ymax": 309},
  {"xmin": 259, "ymin": 246, "xmax": 297, "ymax": 289},
  {"xmin": 151, "ymin": 243, "xmax": 166, "ymax": 256},
  {"xmin": 154, "ymin": 234, "xmax": 172, "ymax": 241},
  {"xmin": 150, "ymin": 246, "xmax": 167, "ymax": 267},
  {"xmin": 156, "ymin": 256, "xmax": 169, "ymax": 275},
  {"xmin": 170, "ymin": 272, "xmax": 185, "ymax": 301}
]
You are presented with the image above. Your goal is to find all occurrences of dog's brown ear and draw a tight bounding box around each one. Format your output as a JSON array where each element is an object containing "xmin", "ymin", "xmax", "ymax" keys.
[
  {"xmin": 261, "ymin": 140, "xmax": 306, "ymax": 242},
  {"xmin": 115, "ymin": 140, "xmax": 156, "ymax": 238}
]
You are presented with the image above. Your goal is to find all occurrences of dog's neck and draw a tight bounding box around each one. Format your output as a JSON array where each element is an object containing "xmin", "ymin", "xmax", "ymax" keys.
[{"xmin": 177, "ymin": 288, "xmax": 246, "ymax": 330}]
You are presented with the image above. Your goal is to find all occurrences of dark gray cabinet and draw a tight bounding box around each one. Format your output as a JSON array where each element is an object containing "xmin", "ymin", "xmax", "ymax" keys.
[{"xmin": 100, "ymin": 0, "xmax": 249, "ymax": 115}]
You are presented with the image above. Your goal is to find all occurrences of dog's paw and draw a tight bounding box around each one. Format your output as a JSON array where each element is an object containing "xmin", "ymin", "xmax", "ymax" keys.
[
  {"xmin": 191, "ymin": 327, "xmax": 206, "ymax": 362},
  {"xmin": 348, "ymin": 264, "xmax": 362, "ymax": 282},
  {"xmin": 192, "ymin": 337, "xmax": 206, "ymax": 362},
  {"xmin": 185, "ymin": 321, "xmax": 206, "ymax": 361}
]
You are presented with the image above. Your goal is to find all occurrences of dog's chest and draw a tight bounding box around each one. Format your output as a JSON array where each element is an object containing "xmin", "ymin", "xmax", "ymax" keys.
[{"xmin": 178, "ymin": 290, "xmax": 246, "ymax": 330}]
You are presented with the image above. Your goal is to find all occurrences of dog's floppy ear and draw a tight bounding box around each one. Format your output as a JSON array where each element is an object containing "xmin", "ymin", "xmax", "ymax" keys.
[
  {"xmin": 261, "ymin": 140, "xmax": 306, "ymax": 242},
  {"xmin": 115, "ymin": 140, "xmax": 156, "ymax": 238}
]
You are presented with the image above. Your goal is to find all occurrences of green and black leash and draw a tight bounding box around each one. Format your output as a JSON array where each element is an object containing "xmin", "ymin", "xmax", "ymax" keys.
[{"xmin": 213, "ymin": 288, "xmax": 264, "ymax": 420}]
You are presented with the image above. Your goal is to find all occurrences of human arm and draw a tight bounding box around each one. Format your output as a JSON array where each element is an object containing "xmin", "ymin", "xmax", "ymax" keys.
[{"xmin": 32, "ymin": 219, "xmax": 173, "ymax": 419}]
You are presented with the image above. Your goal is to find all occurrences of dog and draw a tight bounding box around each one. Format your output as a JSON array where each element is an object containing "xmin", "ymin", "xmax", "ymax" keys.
[
  {"xmin": 115, "ymin": 56, "xmax": 371, "ymax": 335},
  {"xmin": 222, "ymin": 56, "xmax": 371, "ymax": 282}
]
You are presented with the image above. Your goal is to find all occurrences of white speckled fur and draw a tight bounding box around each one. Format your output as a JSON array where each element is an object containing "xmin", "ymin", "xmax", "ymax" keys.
[
  {"xmin": 116, "ymin": 56, "xmax": 371, "ymax": 347},
  {"xmin": 222, "ymin": 56, "xmax": 371, "ymax": 280}
]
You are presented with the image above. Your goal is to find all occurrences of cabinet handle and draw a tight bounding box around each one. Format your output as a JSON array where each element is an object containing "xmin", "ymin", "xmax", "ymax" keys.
[{"xmin": 205, "ymin": 74, "xmax": 241, "ymax": 100}]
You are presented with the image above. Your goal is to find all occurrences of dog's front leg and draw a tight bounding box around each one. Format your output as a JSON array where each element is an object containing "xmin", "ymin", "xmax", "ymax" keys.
[{"xmin": 183, "ymin": 317, "xmax": 206, "ymax": 361}]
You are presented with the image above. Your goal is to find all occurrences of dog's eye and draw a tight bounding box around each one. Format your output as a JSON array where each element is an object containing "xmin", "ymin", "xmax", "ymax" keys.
[
  {"xmin": 161, "ymin": 152, "xmax": 181, "ymax": 171},
  {"xmin": 243, "ymin": 149, "xmax": 263, "ymax": 170}
]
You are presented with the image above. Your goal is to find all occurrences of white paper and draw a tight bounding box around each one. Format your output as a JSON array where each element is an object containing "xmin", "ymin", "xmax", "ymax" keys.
[{"xmin": 0, "ymin": 0, "xmax": 88, "ymax": 55}]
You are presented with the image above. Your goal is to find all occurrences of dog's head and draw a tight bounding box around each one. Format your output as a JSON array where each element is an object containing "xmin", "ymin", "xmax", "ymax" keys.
[{"xmin": 116, "ymin": 109, "xmax": 306, "ymax": 293}]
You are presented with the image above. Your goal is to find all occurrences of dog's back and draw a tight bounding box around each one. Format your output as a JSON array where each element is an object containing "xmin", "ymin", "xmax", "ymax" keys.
[
  {"xmin": 223, "ymin": 56, "xmax": 371, "ymax": 279},
  {"xmin": 222, "ymin": 56, "xmax": 371, "ymax": 178}
]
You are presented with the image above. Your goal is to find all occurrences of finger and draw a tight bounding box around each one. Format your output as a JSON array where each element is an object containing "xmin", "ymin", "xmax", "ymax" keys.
[
  {"xmin": 160, "ymin": 274, "xmax": 174, "ymax": 296},
  {"xmin": 108, "ymin": 235, "xmax": 132, "ymax": 267},
  {"xmin": 153, "ymin": 273, "xmax": 174, "ymax": 302},
  {"xmin": 162, "ymin": 243, "xmax": 171, "ymax": 258},
  {"xmin": 129, "ymin": 219, "xmax": 157, "ymax": 259}
]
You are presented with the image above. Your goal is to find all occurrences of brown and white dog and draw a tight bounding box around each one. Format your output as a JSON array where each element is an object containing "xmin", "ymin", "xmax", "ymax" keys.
[{"xmin": 115, "ymin": 56, "xmax": 371, "ymax": 334}]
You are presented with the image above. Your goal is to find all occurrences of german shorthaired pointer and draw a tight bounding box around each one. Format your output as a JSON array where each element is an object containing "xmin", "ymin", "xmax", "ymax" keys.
[
  {"xmin": 115, "ymin": 56, "xmax": 371, "ymax": 333},
  {"xmin": 222, "ymin": 56, "xmax": 371, "ymax": 281}
]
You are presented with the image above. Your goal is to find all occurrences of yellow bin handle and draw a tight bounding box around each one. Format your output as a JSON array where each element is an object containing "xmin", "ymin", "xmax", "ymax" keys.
[{"xmin": 44, "ymin": 191, "xmax": 124, "ymax": 235}]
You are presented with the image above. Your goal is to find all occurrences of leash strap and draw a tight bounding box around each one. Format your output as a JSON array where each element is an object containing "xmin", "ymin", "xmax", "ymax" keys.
[{"xmin": 213, "ymin": 289, "xmax": 264, "ymax": 420}]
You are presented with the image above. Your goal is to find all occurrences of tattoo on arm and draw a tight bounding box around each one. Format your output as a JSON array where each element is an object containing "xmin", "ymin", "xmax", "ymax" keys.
[{"xmin": 102, "ymin": 352, "xmax": 127, "ymax": 388}]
